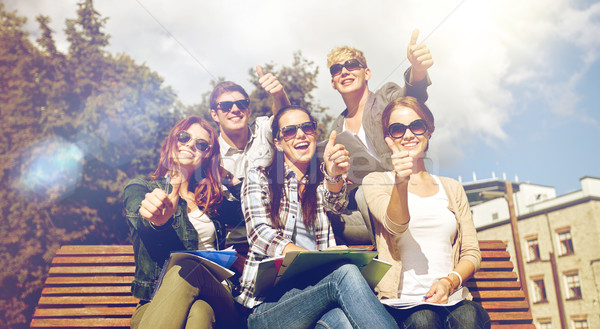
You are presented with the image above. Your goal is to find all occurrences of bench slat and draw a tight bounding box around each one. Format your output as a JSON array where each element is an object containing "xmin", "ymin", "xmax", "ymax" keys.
[
  {"xmin": 466, "ymin": 281, "xmax": 521, "ymax": 290},
  {"xmin": 488, "ymin": 311, "xmax": 533, "ymax": 322},
  {"xmin": 472, "ymin": 272, "xmax": 518, "ymax": 280},
  {"xmin": 37, "ymin": 296, "xmax": 138, "ymax": 306},
  {"xmin": 45, "ymin": 276, "xmax": 135, "ymax": 285},
  {"xmin": 34, "ymin": 307, "xmax": 137, "ymax": 317},
  {"xmin": 478, "ymin": 301, "xmax": 530, "ymax": 311},
  {"xmin": 479, "ymin": 261, "xmax": 514, "ymax": 271},
  {"xmin": 52, "ymin": 255, "xmax": 135, "ymax": 264},
  {"xmin": 471, "ymin": 290, "xmax": 525, "ymax": 300},
  {"xmin": 30, "ymin": 317, "xmax": 130, "ymax": 328},
  {"xmin": 481, "ymin": 250, "xmax": 510, "ymax": 261},
  {"xmin": 491, "ymin": 325, "xmax": 536, "ymax": 329},
  {"xmin": 49, "ymin": 266, "xmax": 136, "ymax": 275},
  {"xmin": 478, "ymin": 240, "xmax": 507, "ymax": 250},
  {"xmin": 56, "ymin": 245, "xmax": 134, "ymax": 255},
  {"xmin": 42, "ymin": 286, "xmax": 131, "ymax": 295}
]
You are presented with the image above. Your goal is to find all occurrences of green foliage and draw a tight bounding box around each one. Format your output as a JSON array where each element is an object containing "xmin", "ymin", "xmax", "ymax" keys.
[{"xmin": 248, "ymin": 51, "xmax": 333, "ymax": 137}]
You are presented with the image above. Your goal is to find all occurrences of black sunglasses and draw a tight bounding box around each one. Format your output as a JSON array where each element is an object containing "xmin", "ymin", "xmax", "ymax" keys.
[
  {"xmin": 387, "ymin": 119, "xmax": 428, "ymax": 139},
  {"xmin": 329, "ymin": 59, "xmax": 364, "ymax": 77},
  {"xmin": 215, "ymin": 99, "xmax": 250, "ymax": 112},
  {"xmin": 176, "ymin": 131, "xmax": 211, "ymax": 152},
  {"xmin": 279, "ymin": 121, "xmax": 317, "ymax": 141}
]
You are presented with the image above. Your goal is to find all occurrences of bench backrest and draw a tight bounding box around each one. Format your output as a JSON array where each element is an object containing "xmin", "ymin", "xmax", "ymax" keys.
[{"xmin": 31, "ymin": 240, "xmax": 534, "ymax": 328}]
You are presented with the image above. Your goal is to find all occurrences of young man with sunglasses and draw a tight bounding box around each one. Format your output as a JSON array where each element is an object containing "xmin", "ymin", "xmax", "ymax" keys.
[
  {"xmin": 326, "ymin": 29, "xmax": 434, "ymax": 245},
  {"xmin": 208, "ymin": 67, "xmax": 290, "ymax": 255},
  {"xmin": 210, "ymin": 67, "xmax": 289, "ymax": 181}
]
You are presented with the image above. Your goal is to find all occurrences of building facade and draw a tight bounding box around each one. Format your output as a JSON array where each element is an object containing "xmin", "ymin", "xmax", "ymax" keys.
[{"xmin": 464, "ymin": 176, "xmax": 600, "ymax": 329}]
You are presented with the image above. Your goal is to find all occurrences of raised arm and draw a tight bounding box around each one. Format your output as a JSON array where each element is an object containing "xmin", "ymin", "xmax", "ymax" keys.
[
  {"xmin": 407, "ymin": 29, "xmax": 434, "ymax": 84},
  {"xmin": 362, "ymin": 137, "xmax": 413, "ymax": 235},
  {"xmin": 399, "ymin": 29, "xmax": 434, "ymax": 102},
  {"xmin": 383, "ymin": 137, "xmax": 413, "ymax": 226},
  {"xmin": 257, "ymin": 65, "xmax": 290, "ymax": 116}
]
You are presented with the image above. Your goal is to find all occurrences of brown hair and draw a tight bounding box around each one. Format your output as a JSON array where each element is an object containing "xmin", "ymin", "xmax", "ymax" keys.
[
  {"xmin": 151, "ymin": 116, "xmax": 223, "ymax": 213},
  {"xmin": 209, "ymin": 81, "xmax": 249, "ymax": 110}
]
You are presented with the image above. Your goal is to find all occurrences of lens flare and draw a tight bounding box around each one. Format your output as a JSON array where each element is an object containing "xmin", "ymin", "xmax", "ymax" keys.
[{"xmin": 13, "ymin": 137, "xmax": 84, "ymax": 204}]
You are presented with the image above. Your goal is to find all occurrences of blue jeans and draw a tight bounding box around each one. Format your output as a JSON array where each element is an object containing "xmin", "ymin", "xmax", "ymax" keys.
[
  {"xmin": 248, "ymin": 263, "xmax": 399, "ymax": 329},
  {"xmin": 386, "ymin": 300, "xmax": 491, "ymax": 329}
]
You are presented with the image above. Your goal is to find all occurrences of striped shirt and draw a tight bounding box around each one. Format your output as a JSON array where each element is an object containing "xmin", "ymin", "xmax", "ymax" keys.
[{"xmin": 235, "ymin": 166, "xmax": 348, "ymax": 308}]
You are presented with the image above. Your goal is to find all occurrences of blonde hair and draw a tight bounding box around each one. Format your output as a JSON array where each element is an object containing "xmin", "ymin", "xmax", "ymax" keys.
[{"xmin": 326, "ymin": 46, "xmax": 368, "ymax": 69}]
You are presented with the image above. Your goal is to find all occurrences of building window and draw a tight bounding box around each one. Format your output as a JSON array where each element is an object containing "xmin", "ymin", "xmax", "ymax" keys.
[
  {"xmin": 565, "ymin": 272, "xmax": 582, "ymax": 300},
  {"xmin": 539, "ymin": 321, "xmax": 552, "ymax": 329},
  {"xmin": 557, "ymin": 230, "xmax": 574, "ymax": 255},
  {"xmin": 532, "ymin": 278, "xmax": 547, "ymax": 303},
  {"xmin": 527, "ymin": 238, "xmax": 540, "ymax": 261},
  {"xmin": 573, "ymin": 319, "xmax": 589, "ymax": 329}
]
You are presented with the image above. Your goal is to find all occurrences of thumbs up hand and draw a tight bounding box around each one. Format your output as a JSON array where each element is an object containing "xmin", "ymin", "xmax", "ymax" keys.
[
  {"xmin": 385, "ymin": 137, "xmax": 413, "ymax": 184},
  {"xmin": 407, "ymin": 29, "xmax": 434, "ymax": 82},
  {"xmin": 323, "ymin": 131, "xmax": 350, "ymax": 179},
  {"xmin": 257, "ymin": 65, "xmax": 284, "ymax": 95},
  {"xmin": 139, "ymin": 172, "xmax": 182, "ymax": 226}
]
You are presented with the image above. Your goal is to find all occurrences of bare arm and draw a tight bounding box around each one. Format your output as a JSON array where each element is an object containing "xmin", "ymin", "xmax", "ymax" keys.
[{"xmin": 384, "ymin": 137, "xmax": 412, "ymax": 226}]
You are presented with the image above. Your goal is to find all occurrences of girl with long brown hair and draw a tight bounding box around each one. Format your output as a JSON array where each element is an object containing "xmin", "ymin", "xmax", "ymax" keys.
[{"xmin": 123, "ymin": 116, "xmax": 241, "ymax": 329}]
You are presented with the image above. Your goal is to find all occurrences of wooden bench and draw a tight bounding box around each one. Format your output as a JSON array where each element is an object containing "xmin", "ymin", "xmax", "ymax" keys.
[
  {"xmin": 470, "ymin": 240, "xmax": 534, "ymax": 328},
  {"xmin": 30, "ymin": 245, "xmax": 138, "ymax": 328},
  {"xmin": 31, "ymin": 240, "xmax": 533, "ymax": 328}
]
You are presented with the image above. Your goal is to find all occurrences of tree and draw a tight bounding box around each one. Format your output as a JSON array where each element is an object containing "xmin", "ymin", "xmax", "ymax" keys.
[
  {"xmin": 0, "ymin": 2, "xmax": 180, "ymax": 327},
  {"xmin": 183, "ymin": 76, "xmax": 227, "ymax": 128},
  {"xmin": 248, "ymin": 51, "xmax": 333, "ymax": 137},
  {"xmin": 0, "ymin": 5, "xmax": 49, "ymax": 327}
]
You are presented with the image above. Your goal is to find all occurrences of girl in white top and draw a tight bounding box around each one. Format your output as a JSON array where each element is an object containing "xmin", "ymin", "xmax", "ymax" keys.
[{"xmin": 363, "ymin": 97, "xmax": 490, "ymax": 329}]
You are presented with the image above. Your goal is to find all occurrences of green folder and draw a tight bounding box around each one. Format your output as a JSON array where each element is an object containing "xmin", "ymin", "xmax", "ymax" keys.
[
  {"xmin": 254, "ymin": 250, "xmax": 392, "ymax": 296},
  {"xmin": 276, "ymin": 250, "xmax": 380, "ymax": 284}
]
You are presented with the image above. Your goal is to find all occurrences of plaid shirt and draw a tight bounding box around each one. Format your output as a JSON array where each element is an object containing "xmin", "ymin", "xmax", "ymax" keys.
[{"xmin": 235, "ymin": 166, "xmax": 348, "ymax": 308}]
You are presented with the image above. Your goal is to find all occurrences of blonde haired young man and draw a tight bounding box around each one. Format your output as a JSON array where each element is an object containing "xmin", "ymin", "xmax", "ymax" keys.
[{"xmin": 327, "ymin": 30, "xmax": 433, "ymax": 245}]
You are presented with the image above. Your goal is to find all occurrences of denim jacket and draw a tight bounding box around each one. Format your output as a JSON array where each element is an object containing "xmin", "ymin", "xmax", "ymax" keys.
[{"xmin": 123, "ymin": 176, "xmax": 226, "ymax": 301}]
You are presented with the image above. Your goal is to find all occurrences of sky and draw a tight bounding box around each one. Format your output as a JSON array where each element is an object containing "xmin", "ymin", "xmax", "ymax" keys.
[{"xmin": 4, "ymin": 0, "xmax": 600, "ymax": 196}]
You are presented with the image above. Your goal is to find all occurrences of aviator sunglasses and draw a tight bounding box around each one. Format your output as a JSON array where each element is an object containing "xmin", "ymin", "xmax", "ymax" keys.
[
  {"xmin": 176, "ymin": 131, "xmax": 211, "ymax": 152},
  {"xmin": 279, "ymin": 121, "xmax": 318, "ymax": 141},
  {"xmin": 329, "ymin": 59, "xmax": 364, "ymax": 77},
  {"xmin": 215, "ymin": 99, "xmax": 250, "ymax": 112},
  {"xmin": 387, "ymin": 119, "xmax": 428, "ymax": 139}
]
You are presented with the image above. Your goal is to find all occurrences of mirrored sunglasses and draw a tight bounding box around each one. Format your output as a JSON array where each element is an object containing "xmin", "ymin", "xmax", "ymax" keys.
[
  {"xmin": 329, "ymin": 59, "xmax": 364, "ymax": 77},
  {"xmin": 387, "ymin": 119, "xmax": 428, "ymax": 139},
  {"xmin": 280, "ymin": 121, "xmax": 317, "ymax": 141},
  {"xmin": 176, "ymin": 131, "xmax": 211, "ymax": 152}
]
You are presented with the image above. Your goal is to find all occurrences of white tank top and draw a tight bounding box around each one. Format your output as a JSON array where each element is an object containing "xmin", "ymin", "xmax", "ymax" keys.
[{"xmin": 396, "ymin": 175, "xmax": 457, "ymax": 301}]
